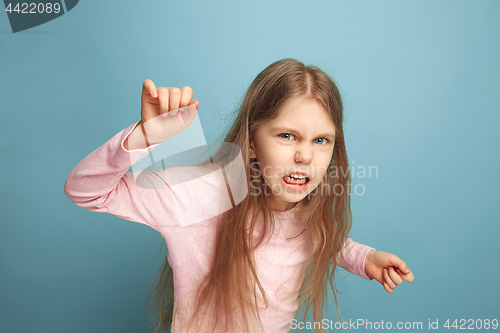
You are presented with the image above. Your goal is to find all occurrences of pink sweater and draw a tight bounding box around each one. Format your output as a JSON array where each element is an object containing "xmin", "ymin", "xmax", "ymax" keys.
[{"xmin": 64, "ymin": 121, "xmax": 375, "ymax": 333}]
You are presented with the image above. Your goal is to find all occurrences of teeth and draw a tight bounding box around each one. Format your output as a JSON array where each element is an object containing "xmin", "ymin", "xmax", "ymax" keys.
[
  {"xmin": 287, "ymin": 174, "xmax": 306, "ymax": 179},
  {"xmin": 284, "ymin": 175, "xmax": 308, "ymax": 184}
]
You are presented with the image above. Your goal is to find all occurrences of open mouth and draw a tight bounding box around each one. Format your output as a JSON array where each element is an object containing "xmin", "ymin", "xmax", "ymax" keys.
[{"xmin": 283, "ymin": 175, "xmax": 310, "ymax": 185}]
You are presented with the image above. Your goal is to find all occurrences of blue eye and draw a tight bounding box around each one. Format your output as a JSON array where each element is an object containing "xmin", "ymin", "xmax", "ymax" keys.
[
  {"xmin": 315, "ymin": 138, "xmax": 328, "ymax": 145},
  {"xmin": 280, "ymin": 133, "xmax": 329, "ymax": 144}
]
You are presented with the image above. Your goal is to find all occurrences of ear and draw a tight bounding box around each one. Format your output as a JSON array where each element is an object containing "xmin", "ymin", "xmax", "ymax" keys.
[{"xmin": 249, "ymin": 136, "xmax": 256, "ymax": 158}]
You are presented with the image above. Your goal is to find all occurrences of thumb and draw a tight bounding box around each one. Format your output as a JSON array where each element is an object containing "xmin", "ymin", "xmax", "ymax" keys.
[
  {"xmin": 388, "ymin": 254, "xmax": 410, "ymax": 274},
  {"xmin": 188, "ymin": 100, "xmax": 199, "ymax": 113},
  {"xmin": 388, "ymin": 255, "xmax": 415, "ymax": 283}
]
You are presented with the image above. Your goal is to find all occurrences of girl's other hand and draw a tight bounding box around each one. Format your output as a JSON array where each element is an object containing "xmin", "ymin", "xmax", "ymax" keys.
[
  {"xmin": 364, "ymin": 250, "xmax": 414, "ymax": 293},
  {"xmin": 140, "ymin": 79, "xmax": 200, "ymax": 144}
]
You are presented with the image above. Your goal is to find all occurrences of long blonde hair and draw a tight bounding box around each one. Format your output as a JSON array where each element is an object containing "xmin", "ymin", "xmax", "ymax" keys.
[{"xmin": 146, "ymin": 58, "xmax": 352, "ymax": 333}]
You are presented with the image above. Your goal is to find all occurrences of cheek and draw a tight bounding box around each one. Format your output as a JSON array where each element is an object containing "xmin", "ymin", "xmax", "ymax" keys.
[
  {"xmin": 259, "ymin": 165, "xmax": 281, "ymax": 181},
  {"xmin": 256, "ymin": 151, "xmax": 283, "ymax": 176},
  {"xmin": 313, "ymin": 160, "xmax": 333, "ymax": 182},
  {"xmin": 312, "ymin": 169, "xmax": 327, "ymax": 184}
]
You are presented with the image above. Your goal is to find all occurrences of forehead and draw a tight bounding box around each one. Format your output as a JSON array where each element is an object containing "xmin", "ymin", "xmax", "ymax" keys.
[{"xmin": 265, "ymin": 97, "xmax": 336, "ymax": 134}]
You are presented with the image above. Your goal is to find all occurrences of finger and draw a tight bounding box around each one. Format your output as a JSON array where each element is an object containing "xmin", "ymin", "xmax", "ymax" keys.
[
  {"xmin": 383, "ymin": 268, "xmax": 397, "ymax": 289},
  {"xmin": 180, "ymin": 86, "xmax": 194, "ymax": 107},
  {"xmin": 387, "ymin": 255, "xmax": 410, "ymax": 274},
  {"xmin": 388, "ymin": 266, "xmax": 403, "ymax": 285},
  {"xmin": 168, "ymin": 87, "xmax": 182, "ymax": 110},
  {"xmin": 142, "ymin": 79, "xmax": 158, "ymax": 100},
  {"xmin": 157, "ymin": 87, "xmax": 170, "ymax": 115},
  {"xmin": 383, "ymin": 280, "xmax": 394, "ymax": 293},
  {"xmin": 396, "ymin": 267, "xmax": 415, "ymax": 283}
]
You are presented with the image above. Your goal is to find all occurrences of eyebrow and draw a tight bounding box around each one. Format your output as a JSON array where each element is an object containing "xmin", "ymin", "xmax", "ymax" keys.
[{"xmin": 269, "ymin": 126, "xmax": 336, "ymax": 140}]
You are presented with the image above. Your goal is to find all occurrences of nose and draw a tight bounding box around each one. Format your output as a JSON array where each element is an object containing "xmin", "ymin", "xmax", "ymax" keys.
[{"xmin": 294, "ymin": 143, "xmax": 313, "ymax": 165}]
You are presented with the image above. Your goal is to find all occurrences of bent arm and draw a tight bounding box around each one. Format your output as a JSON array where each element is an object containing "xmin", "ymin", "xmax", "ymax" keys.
[{"xmin": 64, "ymin": 121, "xmax": 178, "ymax": 232}]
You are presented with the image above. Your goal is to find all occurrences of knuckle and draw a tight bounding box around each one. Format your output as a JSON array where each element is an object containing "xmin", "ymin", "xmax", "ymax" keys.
[
  {"xmin": 170, "ymin": 87, "xmax": 181, "ymax": 95},
  {"xmin": 181, "ymin": 85, "xmax": 193, "ymax": 93}
]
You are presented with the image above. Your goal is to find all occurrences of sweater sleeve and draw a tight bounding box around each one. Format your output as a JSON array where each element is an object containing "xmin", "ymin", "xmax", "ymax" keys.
[
  {"xmin": 63, "ymin": 121, "xmax": 181, "ymax": 233},
  {"xmin": 336, "ymin": 238, "xmax": 375, "ymax": 280}
]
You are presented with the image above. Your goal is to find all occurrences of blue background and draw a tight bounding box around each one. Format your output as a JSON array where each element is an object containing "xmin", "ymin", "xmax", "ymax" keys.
[{"xmin": 1, "ymin": 1, "xmax": 499, "ymax": 332}]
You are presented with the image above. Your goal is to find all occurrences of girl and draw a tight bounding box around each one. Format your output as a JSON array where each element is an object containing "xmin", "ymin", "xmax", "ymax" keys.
[{"xmin": 64, "ymin": 58, "xmax": 414, "ymax": 333}]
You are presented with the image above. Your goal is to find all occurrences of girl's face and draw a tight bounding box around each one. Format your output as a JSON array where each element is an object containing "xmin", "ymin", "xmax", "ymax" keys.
[{"xmin": 250, "ymin": 96, "xmax": 336, "ymax": 211}]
